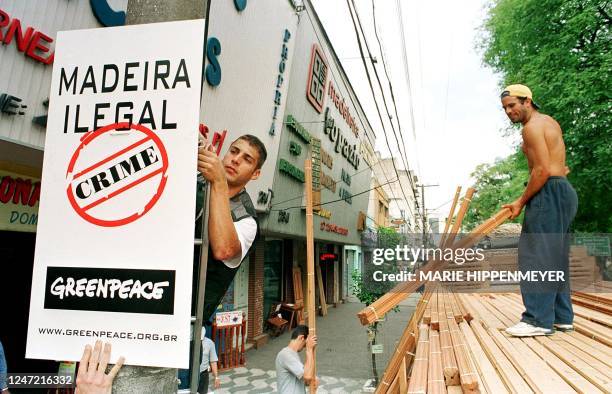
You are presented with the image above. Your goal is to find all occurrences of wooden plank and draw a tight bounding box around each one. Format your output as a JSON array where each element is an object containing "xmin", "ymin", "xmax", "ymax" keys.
[
  {"xmin": 439, "ymin": 314, "xmax": 459, "ymax": 386},
  {"xmin": 572, "ymin": 303, "xmax": 612, "ymax": 327},
  {"xmin": 523, "ymin": 338, "xmax": 603, "ymax": 394},
  {"xmin": 427, "ymin": 326, "xmax": 446, "ymax": 394},
  {"xmin": 489, "ymin": 329, "xmax": 573, "ymax": 393},
  {"xmin": 562, "ymin": 331, "xmax": 612, "ymax": 368},
  {"xmin": 534, "ymin": 336, "xmax": 612, "ymax": 392},
  {"xmin": 440, "ymin": 186, "xmax": 462, "ymax": 248},
  {"xmin": 445, "ymin": 188, "xmax": 475, "ymax": 248},
  {"xmin": 399, "ymin": 357, "xmax": 408, "ymax": 394},
  {"xmin": 407, "ymin": 324, "xmax": 429, "ymax": 394},
  {"xmin": 470, "ymin": 321, "xmax": 532, "ymax": 394},
  {"xmin": 447, "ymin": 317, "xmax": 478, "ymax": 391},
  {"xmin": 431, "ymin": 290, "xmax": 440, "ymax": 331},
  {"xmin": 304, "ymin": 157, "xmax": 317, "ymax": 394},
  {"xmin": 573, "ymin": 316, "xmax": 612, "ymax": 346},
  {"xmin": 376, "ymin": 292, "xmax": 432, "ymax": 394},
  {"xmin": 554, "ymin": 339, "xmax": 612, "ymax": 379},
  {"xmin": 315, "ymin": 263, "xmax": 327, "ymax": 316},
  {"xmin": 459, "ymin": 322, "xmax": 508, "ymax": 394},
  {"xmin": 461, "ymin": 294, "xmax": 505, "ymax": 329}
]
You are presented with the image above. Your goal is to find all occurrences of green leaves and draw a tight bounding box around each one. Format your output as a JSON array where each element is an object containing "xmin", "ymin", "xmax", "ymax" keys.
[{"xmin": 479, "ymin": 0, "xmax": 611, "ymax": 231}]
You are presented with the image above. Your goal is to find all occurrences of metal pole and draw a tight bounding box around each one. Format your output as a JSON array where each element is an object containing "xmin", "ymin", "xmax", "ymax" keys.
[{"xmin": 114, "ymin": 2, "xmax": 207, "ymax": 393}]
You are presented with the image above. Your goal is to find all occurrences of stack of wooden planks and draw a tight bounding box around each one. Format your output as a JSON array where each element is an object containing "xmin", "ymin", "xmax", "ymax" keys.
[{"xmin": 378, "ymin": 287, "xmax": 612, "ymax": 393}]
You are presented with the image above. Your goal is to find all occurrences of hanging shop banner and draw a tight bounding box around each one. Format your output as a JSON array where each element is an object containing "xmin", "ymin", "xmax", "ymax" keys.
[
  {"xmin": 26, "ymin": 19, "xmax": 204, "ymax": 369},
  {"xmin": 200, "ymin": 0, "xmax": 298, "ymax": 211},
  {"xmin": 0, "ymin": 168, "xmax": 41, "ymax": 232}
]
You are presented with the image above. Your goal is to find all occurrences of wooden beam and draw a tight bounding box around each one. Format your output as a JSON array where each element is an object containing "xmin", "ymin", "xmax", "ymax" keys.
[
  {"xmin": 305, "ymin": 157, "xmax": 317, "ymax": 393},
  {"xmin": 440, "ymin": 186, "xmax": 462, "ymax": 248}
]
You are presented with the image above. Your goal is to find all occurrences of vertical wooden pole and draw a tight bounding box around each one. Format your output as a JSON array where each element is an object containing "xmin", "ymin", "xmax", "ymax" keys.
[
  {"xmin": 305, "ymin": 157, "xmax": 317, "ymax": 393},
  {"xmin": 439, "ymin": 186, "xmax": 462, "ymax": 248}
]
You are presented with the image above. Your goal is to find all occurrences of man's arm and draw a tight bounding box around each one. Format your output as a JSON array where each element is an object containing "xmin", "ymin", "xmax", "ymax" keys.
[
  {"xmin": 303, "ymin": 335, "xmax": 317, "ymax": 385},
  {"xmin": 503, "ymin": 125, "xmax": 551, "ymax": 218},
  {"xmin": 198, "ymin": 146, "xmax": 241, "ymax": 261},
  {"xmin": 210, "ymin": 362, "xmax": 220, "ymax": 389}
]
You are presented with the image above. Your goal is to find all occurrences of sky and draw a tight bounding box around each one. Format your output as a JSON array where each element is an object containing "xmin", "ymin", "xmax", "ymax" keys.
[{"xmin": 312, "ymin": 0, "xmax": 521, "ymax": 220}]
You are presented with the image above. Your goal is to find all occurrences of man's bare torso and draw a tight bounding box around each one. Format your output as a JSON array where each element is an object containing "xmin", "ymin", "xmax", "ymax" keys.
[{"xmin": 521, "ymin": 113, "xmax": 567, "ymax": 176}]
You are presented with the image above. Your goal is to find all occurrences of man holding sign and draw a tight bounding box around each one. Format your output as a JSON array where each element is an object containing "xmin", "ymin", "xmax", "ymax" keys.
[{"xmin": 196, "ymin": 134, "xmax": 267, "ymax": 322}]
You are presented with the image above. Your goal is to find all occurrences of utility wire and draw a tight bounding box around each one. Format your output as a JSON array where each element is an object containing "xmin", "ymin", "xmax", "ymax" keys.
[
  {"xmin": 371, "ymin": 0, "xmax": 419, "ymax": 194},
  {"xmin": 395, "ymin": 0, "xmax": 423, "ymax": 177},
  {"xmin": 346, "ymin": 0, "xmax": 415, "ymax": 217},
  {"xmin": 271, "ymin": 177, "xmax": 399, "ymax": 211}
]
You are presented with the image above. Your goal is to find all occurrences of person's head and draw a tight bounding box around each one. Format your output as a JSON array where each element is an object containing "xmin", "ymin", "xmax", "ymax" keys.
[
  {"xmin": 500, "ymin": 84, "xmax": 540, "ymax": 124},
  {"xmin": 289, "ymin": 325, "xmax": 309, "ymax": 351},
  {"xmin": 222, "ymin": 134, "xmax": 267, "ymax": 188}
]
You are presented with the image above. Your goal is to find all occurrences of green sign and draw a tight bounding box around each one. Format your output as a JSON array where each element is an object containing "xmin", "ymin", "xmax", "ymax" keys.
[
  {"xmin": 279, "ymin": 159, "xmax": 305, "ymax": 183},
  {"xmin": 574, "ymin": 235, "xmax": 610, "ymax": 256},
  {"xmin": 286, "ymin": 114, "xmax": 311, "ymax": 144}
]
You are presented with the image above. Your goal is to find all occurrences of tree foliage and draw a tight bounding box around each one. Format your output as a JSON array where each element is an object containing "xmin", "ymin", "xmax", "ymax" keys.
[
  {"xmin": 464, "ymin": 151, "xmax": 529, "ymax": 230},
  {"xmin": 479, "ymin": 0, "xmax": 611, "ymax": 231}
]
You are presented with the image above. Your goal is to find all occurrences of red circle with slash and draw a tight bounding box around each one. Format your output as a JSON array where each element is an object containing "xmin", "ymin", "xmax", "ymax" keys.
[{"xmin": 66, "ymin": 123, "xmax": 169, "ymax": 227}]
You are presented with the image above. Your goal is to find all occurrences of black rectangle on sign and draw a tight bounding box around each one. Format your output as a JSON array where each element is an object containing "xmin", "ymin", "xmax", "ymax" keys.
[{"xmin": 44, "ymin": 267, "xmax": 175, "ymax": 315}]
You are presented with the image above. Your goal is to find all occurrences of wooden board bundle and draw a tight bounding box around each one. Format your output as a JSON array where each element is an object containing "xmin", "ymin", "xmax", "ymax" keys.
[{"xmin": 407, "ymin": 324, "xmax": 430, "ymax": 394}]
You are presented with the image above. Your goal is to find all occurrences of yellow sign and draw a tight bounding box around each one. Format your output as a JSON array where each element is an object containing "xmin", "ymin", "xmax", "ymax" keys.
[{"xmin": 0, "ymin": 169, "xmax": 41, "ymax": 232}]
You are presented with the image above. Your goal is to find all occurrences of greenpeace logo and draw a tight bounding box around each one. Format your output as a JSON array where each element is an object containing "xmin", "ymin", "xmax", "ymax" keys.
[{"xmin": 45, "ymin": 267, "xmax": 175, "ymax": 315}]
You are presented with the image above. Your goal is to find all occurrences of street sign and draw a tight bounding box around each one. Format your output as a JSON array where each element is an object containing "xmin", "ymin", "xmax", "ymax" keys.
[{"xmin": 26, "ymin": 19, "xmax": 204, "ymax": 369}]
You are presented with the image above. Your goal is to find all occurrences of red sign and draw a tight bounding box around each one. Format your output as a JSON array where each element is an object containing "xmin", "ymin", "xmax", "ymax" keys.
[
  {"xmin": 320, "ymin": 221, "xmax": 348, "ymax": 236},
  {"xmin": 306, "ymin": 44, "xmax": 328, "ymax": 113},
  {"xmin": 66, "ymin": 123, "xmax": 168, "ymax": 227},
  {"xmin": 320, "ymin": 253, "xmax": 338, "ymax": 262},
  {"xmin": 0, "ymin": 9, "xmax": 54, "ymax": 64}
]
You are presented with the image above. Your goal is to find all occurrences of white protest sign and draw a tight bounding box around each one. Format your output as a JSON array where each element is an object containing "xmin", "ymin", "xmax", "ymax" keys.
[{"xmin": 26, "ymin": 19, "xmax": 204, "ymax": 368}]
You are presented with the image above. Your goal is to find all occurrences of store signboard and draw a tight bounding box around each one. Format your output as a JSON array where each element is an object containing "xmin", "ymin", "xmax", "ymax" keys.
[
  {"xmin": 26, "ymin": 20, "xmax": 204, "ymax": 368},
  {"xmin": 0, "ymin": 169, "xmax": 40, "ymax": 232},
  {"xmin": 215, "ymin": 311, "xmax": 243, "ymax": 327}
]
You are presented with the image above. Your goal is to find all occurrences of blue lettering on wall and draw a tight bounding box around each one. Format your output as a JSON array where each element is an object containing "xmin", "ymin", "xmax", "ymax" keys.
[
  {"xmin": 234, "ymin": 0, "xmax": 247, "ymax": 12},
  {"xmin": 205, "ymin": 37, "xmax": 222, "ymax": 87},
  {"xmin": 269, "ymin": 28, "xmax": 291, "ymax": 135},
  {"xmin": 90, "ymin": 0, "xmax": 126, "ymax": 27}
]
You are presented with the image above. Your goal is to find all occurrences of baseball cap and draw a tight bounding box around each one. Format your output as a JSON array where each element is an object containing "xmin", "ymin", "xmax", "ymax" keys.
[{"xmin": 500, "ymin": 84, "xmax": 540, "ymax": 109}]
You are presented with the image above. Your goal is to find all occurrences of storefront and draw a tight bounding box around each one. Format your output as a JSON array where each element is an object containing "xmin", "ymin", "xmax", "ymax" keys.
[{"xmin": 252, "ymin": 0, "xmax": 377, "ymax": 336}]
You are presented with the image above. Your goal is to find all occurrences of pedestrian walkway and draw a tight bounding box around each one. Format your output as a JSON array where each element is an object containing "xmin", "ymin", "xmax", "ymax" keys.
[{"xmin": 210, "ymin": 296, "xmax": 420, "ymax": 393}]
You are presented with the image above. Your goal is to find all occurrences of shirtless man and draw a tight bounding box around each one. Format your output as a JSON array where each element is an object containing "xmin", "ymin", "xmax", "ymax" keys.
[{"xmin": 500, "ymin": 84, "xmax": 578, "ymax": 337}]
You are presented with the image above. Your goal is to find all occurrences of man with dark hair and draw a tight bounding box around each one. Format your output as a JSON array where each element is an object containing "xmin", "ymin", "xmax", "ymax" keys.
[
  {"xmin": 196, "ymin": 134, "xmax": 267, "ymax": 322},
  {"xmin": 500, "ymin": 84, "xmax": 578, "ymax": 337},
  {"xmin": 275, "ymin": 325, "xmax": 317, "ymax": 393}
]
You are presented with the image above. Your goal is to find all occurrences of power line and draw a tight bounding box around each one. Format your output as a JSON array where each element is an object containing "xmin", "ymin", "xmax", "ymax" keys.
[
  {"xmin": 270, "ymin": 139, "xmax": 397, "ymax": 209},
  {"xmin": 346, "ymin": 0, "xmax": 416, "ymax": 217},
  {"xmin": 371, "ymin": 0, "xmax": 419, "ymax": 194},
  {"xmin": 271, "ymin": 177, "xmax": 399, "ymax": 211},
  {"xmin": 395, "ymin": 0, "xmax": 422, "ymax": 177}
]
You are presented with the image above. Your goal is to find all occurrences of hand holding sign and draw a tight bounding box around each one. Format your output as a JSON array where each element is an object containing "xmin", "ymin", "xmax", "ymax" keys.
[
  {"xmin": 198, "ymin": 143, "xmax": 226, "ymax": 185},
  {"xmin": 76, "ymin": 341, "xmax": 124, "ymax": 394}
]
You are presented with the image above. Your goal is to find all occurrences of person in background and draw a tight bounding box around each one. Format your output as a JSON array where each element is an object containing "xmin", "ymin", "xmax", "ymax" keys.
[
  {"xmin": 0, "ymin": 340, "xmax": 8, "ymax": 393},
  {"xmin": 198, "ymin": 327, "xmax": 220, "ymax": 394},
  {"xmin": 75, "ymin": 341, "xmax": 124, "ymax": 394},
  {"xmin": 275, "ymin": 325, "xmax": 318, "ymax": 393}
]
